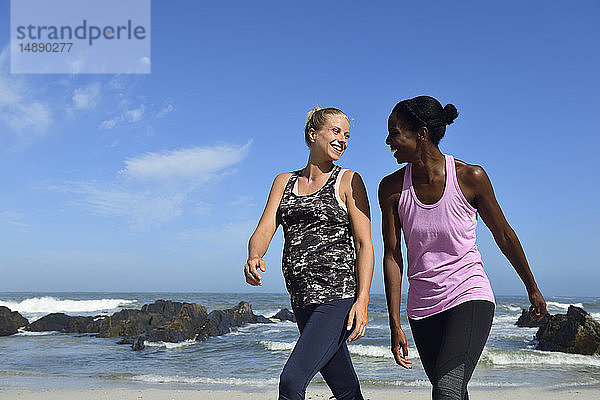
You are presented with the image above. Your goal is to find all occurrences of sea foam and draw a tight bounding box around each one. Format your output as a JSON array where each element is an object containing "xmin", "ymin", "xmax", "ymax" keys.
[
  {"xmin": 128, "ymin": 374, "xmax": 279, "ymax": 387},
  {"xmin": 0, "ymin": 296, "xmax": 137, "ymax": 316},
  {"xmin": 15, "ymin": 329, "xmax": 56, "ymax": 336},
  {"xmin": 480, "ymin": 348, "xmax": 600, "ymax": 367},
  {"xmin": 259, "ymin": 341, "xmax": 421, "ymax": 360},
  {"xmin": 498, "ymin": 304, "xmax": 523, "ymax": 312},
  {"xmin": 546, "ymin": 301, "xmax": 584, "ymax": 311},
  {"xmin": 260, "ymin": 340, "xmax": 296, "ymax": 351},
  {"xmin": 143, "ymin": 339, "xmax": 197, "ymax": 349}
]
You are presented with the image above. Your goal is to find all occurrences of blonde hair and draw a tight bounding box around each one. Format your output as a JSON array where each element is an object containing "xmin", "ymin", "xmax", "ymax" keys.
[{"xmin": 304, "ymin": 107, "xmax": 348, "ymax": 147}]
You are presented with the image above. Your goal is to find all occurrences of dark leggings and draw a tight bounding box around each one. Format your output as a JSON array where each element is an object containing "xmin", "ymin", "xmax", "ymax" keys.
[
  {"xmin": 409, "ymin": 300, "xmax": 495, "ymax": 400},
  {"xmin": 278, "ymin": 298, "xmax": 364, "ymax": 400}
]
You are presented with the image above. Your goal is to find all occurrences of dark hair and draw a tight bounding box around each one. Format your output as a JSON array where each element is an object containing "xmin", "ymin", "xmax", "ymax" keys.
[
  {"xmin": 391, "ymin": 96, "xmax": 459, "ymax": 146},
  {"xmin": 304, "ymin": 107, "xmax": 348, "ymax": 148}
]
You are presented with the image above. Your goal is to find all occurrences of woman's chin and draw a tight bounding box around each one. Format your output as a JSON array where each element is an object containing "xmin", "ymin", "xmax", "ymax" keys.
[{"xmin": 329, "ymin": 151, "xmax": 343, "ymax": 161}]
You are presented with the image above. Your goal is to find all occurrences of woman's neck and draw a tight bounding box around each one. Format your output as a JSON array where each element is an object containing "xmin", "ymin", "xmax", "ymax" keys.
[
  {"xmin": 303, "ymin": 153, "xmax": 334, "ymax": 180},
  {"xmin": 412, "ymin": 145, "xmax": 444, "ymax": 183}
]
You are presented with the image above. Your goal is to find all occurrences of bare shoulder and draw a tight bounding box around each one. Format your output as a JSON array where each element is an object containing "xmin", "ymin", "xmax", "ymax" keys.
[
  {"xmin": 339, "ymin": 169, "xmax": 367, "ymax": 199},
  {"xmin": 273, "ymin": 172, "xmax": 293, "ymax": 189},
  {"xmin": 454, "ymin": 159, "xmax": 489, "ymax": 188},
  {"xmin": 340, "ymin": 168, "xmax": 360, "ymax": 186},
  {"xmin": 378, "ymin": 167, "xmax": 406, "ymax": 200}
]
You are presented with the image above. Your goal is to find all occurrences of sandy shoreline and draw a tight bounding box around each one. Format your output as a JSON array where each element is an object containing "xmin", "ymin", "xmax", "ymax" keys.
[{"xmin": 1, "ymin": 386, "xmax": 599, "ymax": 400}]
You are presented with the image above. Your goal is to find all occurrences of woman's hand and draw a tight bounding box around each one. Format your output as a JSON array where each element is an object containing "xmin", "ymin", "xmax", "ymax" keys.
[
  {"xmin": 391, "ymin": 325, "xmax": 412, "ymax": 369},
  {"xmin": 244, "ymin": 257, "xmax": 266, "ymax": 286},
  {"xmin": 346, "ymin": 299, "xmax": 368, "ymax": 342},
  {"xmin": 528, "ymin": 288, "xmax": 547, "ymax": 321}
]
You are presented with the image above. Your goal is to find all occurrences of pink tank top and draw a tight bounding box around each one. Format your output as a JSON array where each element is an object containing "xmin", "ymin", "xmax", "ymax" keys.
[{"xmin": 398, "ymin": 154, "xmax": 495, "ymax": 320}]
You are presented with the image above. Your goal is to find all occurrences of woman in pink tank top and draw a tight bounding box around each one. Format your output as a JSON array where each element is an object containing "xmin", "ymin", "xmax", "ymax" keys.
[{"xmin": 379, "ymin": 96, "xmax": 547, "ymax": 399}]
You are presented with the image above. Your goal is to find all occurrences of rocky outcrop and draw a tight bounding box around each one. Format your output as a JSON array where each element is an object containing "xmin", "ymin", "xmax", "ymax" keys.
[
  {"xmin": 144, "ymin": 303, "xmax": 208, "ymax": 343},
  {"xmin": 535, "ymin": 306, "xmax": 600, "ymax": 355},
  {"xmin": 197, "ymin": 301, "xmax": 272, "ymax": 341},
  {"xmin": 0, "ymin": 306, "xmax": 28, "ymax": 336},
  {"xmin": 23, "ymin": 300, "xmax": 194, "ymax": 339},
  {"xmin": 272, "ymin": 308, "xmax": 296, "ymax": 323},
  {"xmin": 26, "ymin": 313, "xmax": 97, "ymax": 333},
  {"xmin": 141, "ymin": 299, "xmax": 185, "ymax": 317},
  {"xmin": 94, "ymin": 309, "xmax": 168, "ymax": 338},
  {"xmin": 515, "ymin": 309, "xmax": 550, "ymax": 327},
  {"xmin": 12, "ymin": 299, "xmax": 273, "ymax": 350}
]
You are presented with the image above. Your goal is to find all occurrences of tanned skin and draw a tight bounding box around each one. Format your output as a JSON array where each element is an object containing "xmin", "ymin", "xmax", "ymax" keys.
[{"xmin": 379, "ymin": 112, "xmax": 547, "ymax": 369}]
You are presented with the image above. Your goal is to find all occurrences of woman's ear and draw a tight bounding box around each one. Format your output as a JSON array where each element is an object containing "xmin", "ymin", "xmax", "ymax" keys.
[
  {"xmin": 418, "ymin": 126, "xmax": 429, "ymax": 141},
  {"xmin": 308, "ymin": 128, "xmax": 317, "ymax": 144}
]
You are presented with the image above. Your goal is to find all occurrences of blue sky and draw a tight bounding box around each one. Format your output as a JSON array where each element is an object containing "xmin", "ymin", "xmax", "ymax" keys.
[{"xmin": 0, "ymin": 1, "xmax": 598, "ymax": 296}]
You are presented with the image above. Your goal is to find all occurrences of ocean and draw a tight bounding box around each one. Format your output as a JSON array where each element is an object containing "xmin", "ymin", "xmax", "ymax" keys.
[{"xmin": 1, "ymin": 292, "xmax": 599, "ymax": 391}]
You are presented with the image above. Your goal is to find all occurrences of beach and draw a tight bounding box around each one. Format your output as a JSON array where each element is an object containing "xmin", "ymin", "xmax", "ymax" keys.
[
  {"xmin": 1, "ymin": 386, "xmax": 600, "ymax": 400},
  {"xmin": 1, "ymin": 292, "xmax": 599, "ymax": 397}
]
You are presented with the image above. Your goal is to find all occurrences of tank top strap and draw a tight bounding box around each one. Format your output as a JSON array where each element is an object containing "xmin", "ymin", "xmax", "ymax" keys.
[
  {"xmin": 402, "ymin": 163, "xmax": 413, "ymax": 192},
  {"xmin": 444, "ymin": 154, "xmax": 458, "ymax": 197},
  {"xmin": 327, "ymin": 165, "xmax": 342, "ymax": 188},
  {"xmin": 284, "ymin": 170, "xmax": 302, "ymax": 196},
  {"xmin": 318, "ymin": 165, "xmax": 339, "ymax": 199}
]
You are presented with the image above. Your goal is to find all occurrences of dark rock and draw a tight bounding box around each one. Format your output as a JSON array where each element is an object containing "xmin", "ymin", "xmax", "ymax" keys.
[
  {"xmin": 273, "ymin": 308, "xmax": 296, "ymax": 323},
  {"xmin": 535, "ymin": 305, "xmax": 600, "ymax": 355},
  {"xmin": 197, "ymin": 301, "xmax": 273, "ymax": 341},
  {"xmin": 95, "ymin": 300, "xmax": 195, "ymax": 338},
  {"xmin": 255, "ymin": 314, "xmax": 272, "ymax": 324},
  {"xmin": 8, "ymin": 299, "xmax": 274, "ymax": 350},
  {"xmin": 25, "ymin": 313, "xmax": 96, "ymax": 333},
  {"xmin": 141, "ymin": 299, "xmax": 184, "ymax": 318},
  {"xmin": 515, "ymin": 309, "xmax": 550, "ymax": 327},
  {"xmin": 144, "ymin": 303, "xmax": 208, "ymax": 343},
  {"xmin": 0, "ymin": 306, "xmax": 28, "ymax": 336},
  {"xmin": 132, "ymin": 334, "xmax": 146, "ymax": 351},
  {"xmin": 95, "ymin": 309, "xmax": 167, "ymax": 338},
  {"xmin": 116, "ymin": 301, "xmax": 208, "ymax": 346}
]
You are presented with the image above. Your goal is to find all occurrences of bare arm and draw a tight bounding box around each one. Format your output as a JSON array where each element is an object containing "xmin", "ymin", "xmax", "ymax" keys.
[
  {"xmin": 462, "ymin": 165, "xmax": 547, "ymax": 318},
  {"xmin": 379, "ymin": 171, "xmax": 412, "ymax": 369},
  {"xmin": 343, "ymin": 171, "xmax": 375, "ymax": 342},
  {"xmin": 244, "ymin": 172, "xmax": 291, "ymax": 286}
]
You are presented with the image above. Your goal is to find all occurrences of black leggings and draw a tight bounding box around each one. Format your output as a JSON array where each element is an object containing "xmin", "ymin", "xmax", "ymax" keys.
[
  {"xmin": 278, "ymin": 298, "xmax": 363, "ymax": 400},
  {"xmin": 409, "ymin": 300, "xmax": 495, "ymax": 400}
]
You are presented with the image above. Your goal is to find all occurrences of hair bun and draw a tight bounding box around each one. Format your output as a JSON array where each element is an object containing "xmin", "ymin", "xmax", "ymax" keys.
[
  {"xmin": 443, "ymin": 104, "xmax": 459, "ymax": 125},
  {"xmin": 306, "ymin": 107, "xmax": 321, "ymax": 121}
]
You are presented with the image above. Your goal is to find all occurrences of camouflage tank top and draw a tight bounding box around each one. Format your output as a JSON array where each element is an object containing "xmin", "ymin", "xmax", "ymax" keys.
[{"xmin": 276, "ymin": 165, "xmax": 357, "ymax": 307}]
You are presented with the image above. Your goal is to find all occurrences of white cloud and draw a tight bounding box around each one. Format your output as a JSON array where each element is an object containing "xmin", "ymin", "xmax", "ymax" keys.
[
  {"xmin": 57, "ymin": 142, "xmax": 251, "ymax": 230},
  {"xmin": 66, "ymin": 54, "xmax": 86, "ymax": 74},
  {"xmin": 157, "ymin": 103, "xmax": 174, "ymax": 118},
  {"xmin": 64, "ymin": 181, "xmax": 185, "ymax": 230},
  {"xmin": 120, "ymin": 141, "xmax": 252, "ymax": 181},
  {"xmin": 99, "ymin": 118, "xmax": 119, "ymax": 130},
  {"xmin": 72, "ymin": 83, "xmax": 101, "ymax": 110},
  {"xmin": 0, "ymin": 47, "xmax": 53, "ymax": 148},
  {"xmin": 0, "ymin": 211, "xmax": 30, "ymax": 232},
  {"xmin": 125, "ymin": 104, "xmax": 145, "ymax": 122},
  {"xmin": 99, "ymin": 104, "xmax": 145, "ymax": 130}
]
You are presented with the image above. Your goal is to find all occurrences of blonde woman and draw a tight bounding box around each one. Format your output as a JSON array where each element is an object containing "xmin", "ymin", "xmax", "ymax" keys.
[{"xmin": 244, "ymin": 107, "xmax": 374, "ymax": 400}]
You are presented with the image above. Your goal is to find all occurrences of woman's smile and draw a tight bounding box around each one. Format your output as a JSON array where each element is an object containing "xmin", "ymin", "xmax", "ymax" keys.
[{"xmin": 330, "ymin": 141, "xmax": 345, "ymax": 155}]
